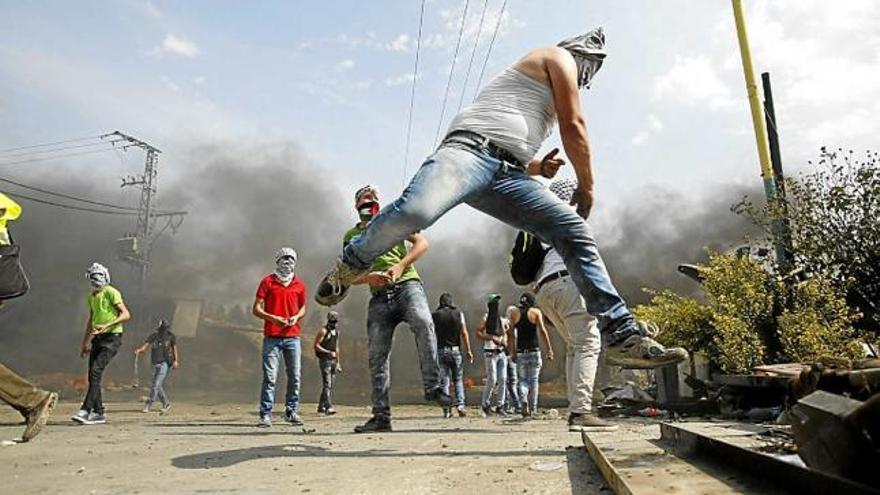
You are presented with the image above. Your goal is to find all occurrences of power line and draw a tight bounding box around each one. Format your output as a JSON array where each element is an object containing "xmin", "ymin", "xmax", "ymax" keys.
[
  {"xmin": 0, "ymin": 147, "xmax": 121, "ymax": 167},
  {"xmin": 3, "ymin": 190, "xmax": 141, "ymax": 216},
  {"xmin": 433, "ymin": 0, "xmax": 471, "ymax": 147},
  {"xmin": 0, "ymin": 176, "xmax": 138, "ymax": 211},
  {"xmin": 456, "ymin": 0, "xmax": 490, "ymax": 113},
  {"xmin": 0, "ymin": 135, "xmax": 103, "ymax": 153},
  {"xmin": 403, "ymin": 0, "xmax": 428, "ymax": 186},
  {"xmin": 0, "ymin": 140, "xmax": 121, "ymax": 159},
  {"xmin": 474, "ymin": 0, "xmax": 509, "ymax": 101}
]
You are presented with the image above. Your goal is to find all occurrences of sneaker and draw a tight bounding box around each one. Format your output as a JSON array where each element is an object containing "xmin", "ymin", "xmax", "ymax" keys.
[
  {"xmin": 494, "ymin": 406, "xmax": 508, "ymax": 417},
  {"xmin": 354, "ymin": 416, "xmax": 392, "ymax": 433},
  {"xmin": 285, "ymin": 411, "xmax": 304, "ymax": 426},
  {"xmin": 142, "ymin": 404, "xmax": 151, "ymax": 413},
  {"xmin": 442, "ymin": 408, "xmax": 452, "ymax": 419},
  {"xmin": 314, "ymin": 258, "xmax": 368, "ymax": 306},
  {"xmin": 317, "ymin": 406, "xmax": 326, "ymax": 414},
  {"xmin": 568, "ymin": 413, "xmax": 619, "ymax": 432},
  {"xmin": 424, "ymin": 388, "xmax": 453, "ymax": 408},
  {"xmin": 258, "ymin": 415, "xmax": 272, "ymax": 428},
  {"xmin": 456, "ymin": 406, "xmax": 467, "ymax": 418},
  {"xmin": 71, "ymin": 409, "xmax": 89, "ymax": 424},
  {"xmin": 521, "ymin": 402, "xmax": 531, "ymax": 419},
  {"xmin": 22, "ymin": 393, "xmax": 57, "ymax": 442},
  {"xmin": 605, "ymin": 334, "xmax": 687, "ymax": 369},
  {"xmin": 81, "ymin": 412, "xmax": 106, "ymax": 425},
  {"xmin": 160, "ymin": 404, "xmax": 171, "ymax": 415},
  {"xmin": 325, "ymin": 407, "xmax": 337, "ymax": 416},
  {"xmin": 481, "ymin": 405, "xmax": 494, "ymax": 417}
]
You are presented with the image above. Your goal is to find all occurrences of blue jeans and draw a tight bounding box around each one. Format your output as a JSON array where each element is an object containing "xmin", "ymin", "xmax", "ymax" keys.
[
  {"xmin": 146, "ymin": 362, "xmax": 171, "ymax": 408},
  {"xmin": 481, "ymin": 350, "xmax": 507, "ymax": 408},
  {"xmin": 367, "ymin": 280, "xmax": 442, "ymax": 419},
  {"xmin": 504, "ymin": 356, "xmax": 520, "ymax": 412},
  {"xmin": 259, "ymin": 337, "xmax": 301, "ymax": 417},
  {"xmin": 439, "ymin": 347, "xmax": 465, "ymax": 408},
  {"xmin": 517, "ymin": 351, "xmax": 543, "ymax": 412},
  {"xmin": 342, "ymin": 138, "xmax": 633, "ymax": 337}
]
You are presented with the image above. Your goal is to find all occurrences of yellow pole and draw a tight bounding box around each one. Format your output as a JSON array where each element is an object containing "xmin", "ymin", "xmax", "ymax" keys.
[{"xmin": 731, "ymin": 0, "xmax": 775, "ymax": 185}]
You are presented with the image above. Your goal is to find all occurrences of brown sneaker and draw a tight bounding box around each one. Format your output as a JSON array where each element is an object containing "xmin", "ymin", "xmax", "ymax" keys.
[
  {"xmin": 22, "ymin": 392, "xmax": 58, "ymax": 442},
  {"xmin": 605, "ymin": 334, "xmax": 687, "ymax": 369},
  {"xmin": 568, "ymin": 413, "xmax": 619, "ymax": 432}
]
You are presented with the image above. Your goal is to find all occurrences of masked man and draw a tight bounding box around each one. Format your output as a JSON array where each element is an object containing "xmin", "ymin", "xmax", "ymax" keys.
[
  {"xmin": 344, "ymin": 185, "xmax": 450, "ymax": 433},
  {"xmin": 252, "ymin": 247, "xmax": 307, "ymax": 428},
  {"xmin": 315, "ymin": 27, "xmax": 686, "ymax": 371},
  {"xmin": 73, "ymin": 263, "xmax": 131, "ymax": 425}
]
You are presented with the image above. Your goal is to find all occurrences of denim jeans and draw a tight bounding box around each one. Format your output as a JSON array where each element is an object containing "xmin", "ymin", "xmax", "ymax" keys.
[
  {"xmin": 259, "ymin": 336, "xmax": 301, "ymax": 417},
  {"xmin": 342, "ymin": 137, "xmax": 632, "ymax": 335},
  {"xmin": 503, "ymin": 356, "xmax": 520, "ymax": 412},
  {"xmin": 146, "ymin": 362, "xmax": 171, "ymax": 408},
  {"xmin": 82, "ymin": 333, "xmax": 122, "ymax": 415},
  {"xmin": 481, "ymin": 350, "xmax": 507, "ymax": 408},
  {"xmin": 517, "ymin": 351, "xmax": 543, "ymax": 413},
  {"xmin": 536, "ymin": 275, "xmax": 602, "ymax": 414},
  {"xmin": 438, "ymin": 347, "xmax": 465, "ymax": 408},
  {"xmin": 367, "ymin": 280, "xmax": 442, "ymax": 419},
  {"xmin": 318, "ymin": 356, "xmax": 337, "ymax": 410}
]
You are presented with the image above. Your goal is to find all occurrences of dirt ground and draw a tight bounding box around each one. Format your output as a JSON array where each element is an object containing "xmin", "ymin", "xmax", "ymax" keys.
[{"xmin": 0, "ymin": 400, "xmax": 612, "ymax": 494}]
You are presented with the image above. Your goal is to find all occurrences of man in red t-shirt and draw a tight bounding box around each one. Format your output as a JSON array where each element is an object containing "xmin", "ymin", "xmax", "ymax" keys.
[{"xmin": 252, "ymin": 247, "xmax": 307, "ymax": 427}]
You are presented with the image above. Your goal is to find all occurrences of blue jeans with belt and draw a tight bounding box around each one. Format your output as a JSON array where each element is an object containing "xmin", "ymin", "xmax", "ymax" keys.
[
  {"xmin": 341, "ymin": 136, "xmax": 634, "ymax": 339},
  {"xmin": 439, "ymin": 347, "xmax": 465, "ymax": 408},
  {"xmin": 517, "ymin": 350, "xmax": 543, "ymax": 413},
  {"xmin": 259, "ymin": 336, "xmax": 301, "ymax": 417}
]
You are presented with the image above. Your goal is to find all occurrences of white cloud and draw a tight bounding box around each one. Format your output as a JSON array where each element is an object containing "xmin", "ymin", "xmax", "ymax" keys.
[
  {"xmin": 653, "ymin": 55, "xmax": 736, "ymax": 110},
  {"xmin": 334, "ymin": 59, "xmax": 355, "ymax": 71},
  {"xmin": 386, "ymin": 33, "xmax": 411, "ymax": 52},
  {"xmin": 143, "ymin": 1, "xmax": 161, "ymax": 18},
  {"xmin": 149, "ymin": 34, "xmax": 201, "ymax": 58},
  {"xmin": 632, "ymin": 114, "xmax": 664, "ymax": 146},
  {"xmin": 385, "ymin": 73, "xmax": 416, "ymax": 87},
  {"xmin": 160, "ymin": 75, "xmax": 180, "ymax": 93}
]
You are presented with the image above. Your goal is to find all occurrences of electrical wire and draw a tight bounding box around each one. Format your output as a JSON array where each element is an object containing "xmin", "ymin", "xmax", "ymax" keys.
[
  {"xmin": 0, "ymin": 147, "xmax": 121, "ymax": 167},
  {"xmin": 3, "ymin": 191, "xmax": 141, "ymax": 216},
  {"xmin": 474, "ymin": 0, "xmax": 509, "ymax": 101},
  {"xmin": 403, "ymin": 0, "xmax": 428, "ymax": 186},
  {"xmin": 0, "ymin": 176, "xmax": 138, "ymax": 211},
  {"xmin": 0, "ymin": 140, "xmax": 122, "ymax": 159},
  {"xmin": 432, "ymin": 0, "xmax": 471, "ymax": 147},
  {"xmin": 456, "ymin": 0, "xmax": 490, "ymax": 113},
  {"xmin": 0, "ymin": 135, "xmax": 104, "ymax": 153}
]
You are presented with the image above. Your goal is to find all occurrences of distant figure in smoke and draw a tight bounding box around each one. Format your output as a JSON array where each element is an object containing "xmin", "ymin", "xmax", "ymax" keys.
[
  {"xmin": 134, "ymin": 319, "xmax": 179, "ymax": 415},
  {"xmin": 315, "ymin": 28, "xmax": 686, "ymax": 369},
  {"xmin": 0, "ymin": 194, "xmax": 58, "ymax": 442},
  {"xmin": 475, "ymin": 294, "xmax": 511, "ymax": 417},
  {"xmin": 313, "ymin": 311, "xmax": 342, "ymax": 416},
  {"xmin": 343, "ymin": 185, "xmax": 450, "ymax": 433},
  {"xmin": 252, "ymin": 247, "xmax": 307, "ymax": 428},
  {"xmin": 508, "ymin": 292, "xmax": 554, "ymax": 418},
  {"xmin": 431, "ymin": 292, "xmax": 473, "ymax": 418},
  {"xmin": 73, "ymin": 262, "xmax": 131, "ymax": 425},
  {"xmin": 536, "ymin": 178, "xmax": 618, "ymax": 432}
]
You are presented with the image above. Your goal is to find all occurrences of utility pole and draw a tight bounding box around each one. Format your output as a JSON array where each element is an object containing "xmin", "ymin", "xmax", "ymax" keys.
[{"xmin": 105, "ymin": 131, "xmax": 184, "ymax": 288}]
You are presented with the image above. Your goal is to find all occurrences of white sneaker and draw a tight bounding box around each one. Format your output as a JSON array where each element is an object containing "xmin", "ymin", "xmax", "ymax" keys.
[
  {"xmin": 606, "ymin": 334, "xmax": 688, "ymax": 369},
  {"xmin": 142, "ymin": 405, "xmax": 151, "ymax": 413},
  {"xmin": 71, "ymin": 409, "xmax": 89, "ymax": 423},
  {"xmin": 160, "ymin": 404, "xmax": 171, "ymax": 415},
  {"xmin": 81, "ymin": 412, "xmax": 106, "ymax": 425},
  {"xmin": 258, "ymin": 415, "xmax": 272, "ymax": 428}
]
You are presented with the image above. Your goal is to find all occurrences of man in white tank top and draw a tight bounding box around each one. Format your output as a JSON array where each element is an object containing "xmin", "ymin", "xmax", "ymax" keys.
[{"xmin": 316, "ymin": 28, "xmax": 687, "ymax": 371}]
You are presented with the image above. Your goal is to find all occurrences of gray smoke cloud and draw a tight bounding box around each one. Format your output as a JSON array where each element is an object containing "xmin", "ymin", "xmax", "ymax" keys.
[{"xmin": 0, "ymin": 141, "xmax": 762, "ymax": 401}]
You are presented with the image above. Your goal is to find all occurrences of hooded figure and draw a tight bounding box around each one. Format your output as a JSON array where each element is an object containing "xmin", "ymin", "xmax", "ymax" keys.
[
  {"xmin": 438, "ymin": 292, "xmax": 456, "ymax": 310},
  {"xmin": 557, "ymin": 27, "xmax": 607, "ymax": 89},
  {"xmin": 157, "ymin": 318, "xmax": 172, "ymax": 334},
  {"xmin": 274, "ymin": 247, "xmax": 298, "ymax": 286},
  {"xmin": 326, "ymin": 310, "xmax": 339, "ymax": 330},
  {"xmin": 85, "ymin": 262, "xmax": 111, "ymax": 289}
]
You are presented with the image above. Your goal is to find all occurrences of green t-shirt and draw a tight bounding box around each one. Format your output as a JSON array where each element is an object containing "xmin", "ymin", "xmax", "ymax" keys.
[
  {"xmin": 88, "ymin": 285, "xmax": 125, "ymax": 334},
  {"xmin": 344, "ymin": 224, "xmax": 420, "ymax": 293}
]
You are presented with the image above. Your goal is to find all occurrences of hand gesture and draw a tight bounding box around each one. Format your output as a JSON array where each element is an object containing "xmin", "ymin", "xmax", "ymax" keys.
[
  {"xmin": 91, "ymin": 324, "xmax": 109, "ymax": 336},
  {"xmin": 539, "ymin": 148, "xmax": 566, "ymax": 178},
  {"xmin": 363, "ymin": 271, "xmax": 393, "ymax": 287},
  {"xmin": 570, "ymin": 184, "xmax": 594, "ymax": 220},
  {"xmin": 385, "ymin": 262, "xmax": 406, "ymax": 283},
  {"xmin": 467, "ymin": 352, "xmax": 474, "ymax": 364}
]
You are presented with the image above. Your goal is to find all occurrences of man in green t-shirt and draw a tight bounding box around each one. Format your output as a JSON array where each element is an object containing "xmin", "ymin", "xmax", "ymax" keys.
[
  {"xmin": 345, "ymin": 185, "xmax": 450, "ymax": 433},
  {"xmin": 72, "ymin": 262, "xmax": 130, "ymax": 425}
]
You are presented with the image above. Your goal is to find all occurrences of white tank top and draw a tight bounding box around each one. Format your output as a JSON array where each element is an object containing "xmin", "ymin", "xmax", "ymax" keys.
[{"xmin": 448, "ymin": 67, "xmax": 556, "ymax": 165}]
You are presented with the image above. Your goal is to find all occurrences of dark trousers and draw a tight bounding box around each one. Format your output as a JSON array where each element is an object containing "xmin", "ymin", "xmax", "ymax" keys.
[
  {"xmin": 81, "ymin": 334, "xmax": 122, "ymax": 414},
  {"xmin": 318, "ymin": 356, "xmax": 337, "ymax": 410}
]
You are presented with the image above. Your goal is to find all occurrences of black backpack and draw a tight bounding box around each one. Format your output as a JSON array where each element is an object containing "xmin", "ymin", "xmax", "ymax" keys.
[
  {"xmin": 0, "ymin": 231, "xmax": 29, "ymax": 300},
  {"xmin": 508, "ymin": 231, "xmax": 550, "ymax": 286}
]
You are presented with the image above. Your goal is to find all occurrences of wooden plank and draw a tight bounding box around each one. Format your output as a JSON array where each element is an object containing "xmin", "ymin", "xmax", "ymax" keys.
[{"xmin": 582, "ymin": 424, "xmax": 777, "ymax": 495}]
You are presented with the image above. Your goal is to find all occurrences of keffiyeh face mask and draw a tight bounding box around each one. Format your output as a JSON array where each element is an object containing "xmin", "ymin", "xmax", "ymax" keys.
[
  {"xmin": 557, "ymin": 27, "xmax": 607, "ymax": 89},
  {"xmin": 86, "ymin": 262, "xmax": 110, "ymax": 289},
  {"xmin": 549, "ymin": 178, "xmax": 578, "ymax": 203},
  {"xmin": 274, "ymin": 247, "xmax": 297, "ymax": 285}
]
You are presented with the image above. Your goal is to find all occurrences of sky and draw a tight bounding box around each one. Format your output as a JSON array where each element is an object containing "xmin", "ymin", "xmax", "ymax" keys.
[{"xmin": 1, "ymin": 0, "xmax": 879, "ymax": 234}]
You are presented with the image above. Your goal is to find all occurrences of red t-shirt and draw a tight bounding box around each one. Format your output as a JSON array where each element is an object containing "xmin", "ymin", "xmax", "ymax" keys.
[{"xmin": 255, "ymin": 274, "xmax": 307, "ymax": 338}]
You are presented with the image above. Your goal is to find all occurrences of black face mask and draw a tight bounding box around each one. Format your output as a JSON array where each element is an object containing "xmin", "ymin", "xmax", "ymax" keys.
[
  {"xmin": 519, "ymin": 293, "xmax": 536, "ymax": 310},
  {"xmin": 327, "ymin": 320, "xmax": 338, "ymax": 330}
]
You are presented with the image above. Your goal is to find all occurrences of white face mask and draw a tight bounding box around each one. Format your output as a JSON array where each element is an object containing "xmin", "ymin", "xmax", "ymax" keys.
[
  {"xmin": 274, "ymin": 257, "xmax": 296, "ymax": 284},
  {"xmin": 557, "ymin": 27, "xmax": 607, "ymax": 89},
  {"xmin": 86, "ymin": 263, "xmax": 110, "ymax": 288}
]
